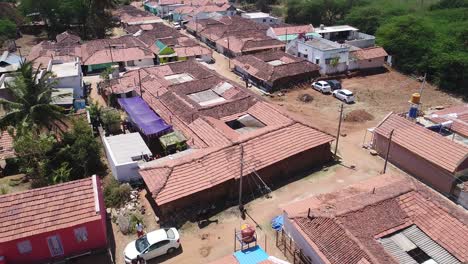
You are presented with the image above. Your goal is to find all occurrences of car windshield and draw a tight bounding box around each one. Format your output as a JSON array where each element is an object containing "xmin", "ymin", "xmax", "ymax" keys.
[
  {"xmin": 135, "ymin": 236, "xmax": 150, "ymax": 253},
  {"xmin": 165, "ymin": 229, "xmax": 175, "ymax": 239}
]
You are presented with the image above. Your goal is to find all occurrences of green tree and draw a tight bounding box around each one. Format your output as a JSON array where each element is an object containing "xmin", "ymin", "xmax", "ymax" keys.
[
  {"xmin": 0, "ymin": 19, "xmax": 16, "ymax": 40},
  {"xmin": 376, "ymin": 15, "xmax": 435, "ymax": 74},
  {"xmin": 0, "ymin": 61, "xmax": 66, "ymax": 135},
  {"xmin": 430, "ymin": 0, "xmax": 468, "ymax": 10}
]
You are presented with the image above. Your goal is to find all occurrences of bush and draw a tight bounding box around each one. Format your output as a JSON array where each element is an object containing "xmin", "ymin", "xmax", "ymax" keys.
[
  {"xmin": 0, "ymin": 19, "xmax": 16, "ymax": 41},
  {"xmin": 104, "ymin": 177, "xmax": 131, "ymax": 208},
  {"xmin": 0, "ymin": 185, "xmax": 9, "ymax": 195},
  {"xmin": 101, "ymin": 108, "xmax": 121, "ymax": 133}
]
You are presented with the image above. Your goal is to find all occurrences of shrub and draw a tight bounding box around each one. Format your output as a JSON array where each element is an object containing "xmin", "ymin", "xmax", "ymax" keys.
[
  {"xmin": 104, "ymin": 177, "xmax": 131, "ymax": 208},
  {"xmin": 0, "ymin": 185, "xmax": 8, "ymax": 195}
]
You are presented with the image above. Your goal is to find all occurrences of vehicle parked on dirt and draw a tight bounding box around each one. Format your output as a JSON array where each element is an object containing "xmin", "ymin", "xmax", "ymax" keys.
[
  {"xmin": 332, "ymin": 89, "xmax": 355, "ymax": 103},
  {"xmin": 327, "ymin": 80, "xmax": 342, "ymax": 90},
  {"xmin": 172, "ymin": 22, "xmax": 181, "ymax": 30},
  {"xmin": 311, "ymin": 81, "xmax": 332, "ymax": 94},
  {"xmin": 124, "ymin": 228, "xmax": 180, "ymax": 263}
]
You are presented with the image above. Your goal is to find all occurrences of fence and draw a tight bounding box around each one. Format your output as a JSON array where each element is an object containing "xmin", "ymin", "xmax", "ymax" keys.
[{"xmin": 275, "ymin": 229, "xmax": 313, "ymax": 264}]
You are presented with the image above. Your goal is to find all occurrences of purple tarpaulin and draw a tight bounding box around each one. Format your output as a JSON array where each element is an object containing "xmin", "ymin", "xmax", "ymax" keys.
[{"xmin": 118, "ymin": 97, "xmax": 172, "ymax": 137}]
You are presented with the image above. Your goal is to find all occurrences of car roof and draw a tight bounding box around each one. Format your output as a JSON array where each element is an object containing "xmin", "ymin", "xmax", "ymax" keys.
[
  {"xmin": 147, "ymin": 229, "xmax": 168, "ymax": 244},
  {"xmin": 340, "ymin": 89, "xmax": 353, "ymax": 95},
  {"xmin": 318, "ymin": 80, "xmax": 329, "ymax": 84}
]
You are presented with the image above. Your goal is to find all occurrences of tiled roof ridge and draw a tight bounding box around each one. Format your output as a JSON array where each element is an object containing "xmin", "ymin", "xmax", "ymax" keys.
[
  {"xmin": 152, "ymin": 167, "xmax": 173, "ymax": 198},
  {"xmin": 333, "ymin": 217, "xmax": 378, "ymax": 264},
  {"xmin": 198, "ymin": 115, "xmax": 234, "ymax": 143}
]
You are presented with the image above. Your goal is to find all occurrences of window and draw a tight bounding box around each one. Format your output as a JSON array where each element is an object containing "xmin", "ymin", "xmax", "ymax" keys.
[
  {"xmin": 303, "ymin": 54, "xmax": 308, "ymax": 59},
  {"xmin": 325, "ymin": 58, "xmax": 332, "ymax": 65},
  {"xmin": 263, "ymin": 19, "xmax": 266, "ymax": 22},
  {"xmin": 17, "ymin": 240, "xmax": 32, "ymax": 254},
  {"xmin": 315, "ymin": 59, "xmax": 320, "ymax": 64},
  {"xmin": 47, "ymin": 235, "xmax": 64, "ymax": 257},
  {"xmin": 154, "ymin": 240, "xmax": 170, "ymax": 248},
  {"xmin": 74, "ymin": 227, "xmax": 88, "ymax": 242}
]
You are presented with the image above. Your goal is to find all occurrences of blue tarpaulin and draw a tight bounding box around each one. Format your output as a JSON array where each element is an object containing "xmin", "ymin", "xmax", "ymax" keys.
[
  {"xmin": 118, "ymin": 97, "xmax": 172, "ymax": 137},
  {"xmin": 271, "ymin": 215, "xmax": 284, "ymax": 231},
  {"xmin": 234, "ymin": 246, "xmax": 269, "ymax": 264}
]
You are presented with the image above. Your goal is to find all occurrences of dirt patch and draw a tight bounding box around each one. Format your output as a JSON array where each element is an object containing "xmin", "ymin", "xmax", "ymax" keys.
[
  {"xmin": 199, "ymin": 246, "xmax": 212, "ymax": 257},
  {"xmin": 297, "ymin": 93, "xmax": 314, "ymax": 103},
  {"xmin": 344, "ymin": 109, "xmax": 374, "ymax": 123}
]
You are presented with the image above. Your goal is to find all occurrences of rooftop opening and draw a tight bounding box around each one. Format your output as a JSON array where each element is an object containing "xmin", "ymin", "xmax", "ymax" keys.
[
  {"xmin": 267, "ymin": 60, "xmax": 285, "ymax": 66},
  {"xmin": 164, "ymin": 73, "xmax": 194, "ymax": 84},
  {"xmin": 225, "ymin": 114, "xmax": 265, "ymax": 134},
  {"xmin": 187, "ymin": 89, "xmax": 226, "ymax": 106}
]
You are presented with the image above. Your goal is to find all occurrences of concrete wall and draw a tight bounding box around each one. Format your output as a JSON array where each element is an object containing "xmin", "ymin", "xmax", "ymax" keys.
[
  {"xmin": 125, "ymin": 58, "xmax": 154, "ymax": 68},
  {"xmin": 345, "ymin": 32, "xmax": 375, "ymax": 49},
  {"xmin": 357, "ymin": 56, "xmax": 385, "ymax": 69},
  {"xmin": 55, "ymin": 75, "xmax": 83, "ymax": 99},
  {"xmin": 282, "ymin": 214, "xmax": 326, "ymax": 264},
  {"xmin": 373, "ymin": 133, "xmax": 457, "ymax": 195},
  {"xmin": 297, "ymin": 41, "xmax": 349, "ymax": 75}
]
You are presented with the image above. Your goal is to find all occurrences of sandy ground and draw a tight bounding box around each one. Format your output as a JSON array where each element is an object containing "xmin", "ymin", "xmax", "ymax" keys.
[{"xmin": 12, "ymin": 34, "xmax": 45, "ymax": 58}]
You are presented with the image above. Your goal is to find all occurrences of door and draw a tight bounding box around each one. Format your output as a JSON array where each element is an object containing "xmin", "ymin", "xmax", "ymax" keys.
[
  {"xmin": 47, "ymin": 235, "xmax": 64, "ymax": 257},
  {"xmin": 143, "ymin": 240, "xmax": 170, "ymax": 260}
]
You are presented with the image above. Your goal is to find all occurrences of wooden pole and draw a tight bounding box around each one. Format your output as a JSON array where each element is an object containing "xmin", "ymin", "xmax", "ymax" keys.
[
  {"xmin": 239, "ymin": 145, "xmax": 245, "ymax": 219},
  {"xmin": 264, "ymin": 234, "xmax": 267, "ymax": 253},
  {"xmin": 138, "ymin": 69, "xmax": 142, "ymax": 97},
  {"xmin": 383, "ymin": 129, "xmax": 394, "ymax": 174},
  {"xmin": 334, "ymin": 103, "xmax": 344, "ymax": 156}
]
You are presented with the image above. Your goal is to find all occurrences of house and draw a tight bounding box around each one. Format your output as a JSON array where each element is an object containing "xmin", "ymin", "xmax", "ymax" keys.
[
  {"xmin": 349, "ymin": 46, "xmax": 388, "ymax": 70},
  {"xmin": 102, "ymin": 132, "xmax": 153, "ymax": 182},
  {"xmin": 232, "ymin": 50, "xmax": 320, "ymax": 92},
  {"xmin": 0, "ymin": 175, "xmax": 107, "ymax": 264},
  {"xmin": 0, "ymin": 130, "xmax": 15, "ymax": 164},
  {"xmin": 425, "ymin": 105, "xmax": 468, "ymax": 141},
  {"xmin": 47, "ymin": 58, "xmax": 84, "ymax": 99},
  {"xmin": 106, "ymin": 60, "xmax": 334, "ymax": 217},
  {"xmin": 186, "ymin": 16, "xmax": 285, "ymax": 57},
  {"xmin": 80, "ymin": 35, "xmax": 155, "ymax": 73},
  {"xmin": 144, "ymin": 0, "xmax": 229, "ymax": 18},
  {"xmin": 127, "ymin": 23, "xmax": 212, "ymax": 64},
  {"xmin": 287, "ymin": 36, "xmax": 350, "ymax": 75},
  {"xmin": 281, "ymin": 173, "xmax": 468, "ymax": 264},
  {"xmin": 173, "ymin": 3, "xmax": 235, "ymax": 22},
  {"xmin": 371, "ymin": 113, "xmax": 468, "ymax": 200},
  {"xmin": 114, "ymin": 5, "xmax": 163, "ymax": 26},
  {"xmin": 266, "ymin": 24, "xmax": 318, "ymax": 42},
  {"xmin": 241, "ymin": 12, "xmax": 280, "ymax": 25},
  {"xmin": 28, "ymin": 32, "xmax": 82, "ymax": 68},
  {"xmin": 0, "ymin": 51, "xmax": 25, "ymax": 74}
]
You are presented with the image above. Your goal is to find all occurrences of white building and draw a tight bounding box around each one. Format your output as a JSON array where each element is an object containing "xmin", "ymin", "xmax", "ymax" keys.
[
  {"xmin": 287, "ymin": 36, "xmax": 350, "ymax": 75},
  {"xmin": 315, "ymin": 24, "xmax": 375, "ymax": 48},
  {"xmin": 47, "ymin": 59, "xmax": 84, "ymax": 99},
  {"xmin": 241, "ymin": 12, "xmax": 280, "ymax": 25},
  {"xmin": 102, "ymin": 132, "xmax": 153, "ymax": 182}
]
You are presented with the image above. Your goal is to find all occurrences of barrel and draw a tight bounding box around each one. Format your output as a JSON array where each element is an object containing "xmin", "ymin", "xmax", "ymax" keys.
[{"xmin": 409, "ymin": 93, "xmax": 421, "ymax": 105}]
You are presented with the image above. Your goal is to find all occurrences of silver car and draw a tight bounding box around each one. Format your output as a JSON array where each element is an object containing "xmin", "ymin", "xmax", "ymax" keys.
[
  {"xmin": 312, "ymin": 81, "xmax": 332, "ymax": 94},
  {"xmin": 332, "ymin": 89, "xmax": 355, "ymax": 103}
]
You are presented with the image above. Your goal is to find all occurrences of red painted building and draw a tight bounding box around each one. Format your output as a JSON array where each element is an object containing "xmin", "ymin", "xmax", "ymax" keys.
[{"xmin": 0, "ymin": 175, "xmax": 107, "ymax": 264}]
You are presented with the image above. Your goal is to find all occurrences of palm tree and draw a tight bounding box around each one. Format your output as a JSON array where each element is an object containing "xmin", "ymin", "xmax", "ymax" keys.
[{"xmin": 0, "ymin": 61, "xmax": 67, "ymax": 135}]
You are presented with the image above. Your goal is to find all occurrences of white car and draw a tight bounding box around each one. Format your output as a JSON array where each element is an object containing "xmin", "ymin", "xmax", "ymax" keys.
[
  {"xmin": 332, "ymin": 89, "xmax": 355, "ymax": 103},
  {"xmin": 312, "ymin": 81, "xmax": 332, "ymax": 93},
  {"xmin": 124, "ymin": 228, "xmax": 180, "ymax": 263},
  {"xmin": 172, "ymin": 22, "xmax": 181, "ymax": 30}
]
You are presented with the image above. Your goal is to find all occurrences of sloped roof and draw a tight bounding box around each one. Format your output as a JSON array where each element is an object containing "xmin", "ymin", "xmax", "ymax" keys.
[
  {"xmin": 283, "ymin": 173, "xmax": 468, "ymax": 264},
  {"xmin": 374, "ymin": 113, "xmax": 468, "ymax": 173},
  {"xmin": 0, "ymin": 175, "xmax": 103, "ymax": 243},
  {"xmin": 352, "ymin": 47, "xmax": 388, "ymax": 60},
  {"xmin": 233, "ymin": 50, "xmax": 319, "ymax": 85},
  {"xmin": 426, "ymin": 105, "xmax": 468, "ymax": 138},
  {"xmin": 271, "ymin": 24, "xmax": 314, "ymax": 36},
  {"xmin": 140, "ymin": 122, "xmax": 333, "ymax": 205},
  {"xmin": 56, "ymin": 31, "xmax": 81, "ymax": 44}
]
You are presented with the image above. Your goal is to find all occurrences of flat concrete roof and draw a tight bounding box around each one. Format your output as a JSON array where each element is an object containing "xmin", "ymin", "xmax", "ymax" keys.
[
  {"xmin": 242, "ymin": 12, "xmax": 272, "ymax": 19},
  {"xmin": 305, "ymin": 38, "xmax": 344, "ymax": 50},
  {"xmin": 315, "ymin": 25, "xmax": 358, "ymax": 34},
  {"xmin": 51, "ymin": 88, "xmax": 74, "ymax": 105},
  {"xmin": 104, "ymin": 132, "xmax": 152, "ymax": 164},
  {"xmin": 51, "ymin": 61, "xmax": 80, "ymax": 78}
]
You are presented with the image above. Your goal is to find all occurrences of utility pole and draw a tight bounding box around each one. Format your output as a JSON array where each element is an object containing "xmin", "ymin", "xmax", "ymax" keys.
[
  {"xmin": 238, "ymin": 145, "xmax": 245, "ymax": 220},
  {"xmin": 108, "ymin": 44, "xmax": 114, "ymax": 64},
  {"xmin": 418, "ymin": 73, "xmax": 427, "ymax": 100},
  {"xmin": 383, "ymin": 129, "xmax": 394, "ymax": 174},
  {"xmin": 138, "ymin": 69, "xmax": 143, "ymax": 97},
  {"xmin": 334, "ymin": 104, "xmax": 344, "ymax": 156}
]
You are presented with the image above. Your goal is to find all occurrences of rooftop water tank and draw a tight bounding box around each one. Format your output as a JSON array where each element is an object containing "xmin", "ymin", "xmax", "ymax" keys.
[{"xmin": 409, "ymin": 93, "xmax": 420, "ymax": 105}]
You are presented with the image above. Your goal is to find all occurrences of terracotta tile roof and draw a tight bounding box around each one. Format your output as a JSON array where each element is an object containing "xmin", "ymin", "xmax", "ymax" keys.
[
  {"xmin": 0, "ymin": 176, "xmax": 103, "ymax": 243},
  {"xmin": 233, "ymin": 50, "xmax": 319, "ymax": 86},
  {"xmin": 28, "ymin": 41, "xmax": 81, "ymax": 68},
  {"xmin": 426, "ymin": 105, "xmax": 468, "ymax": 137},
  {"xmin": 0, "ymin": 130, "xmax": 14, "ymax": 160},
  {"xmin": 283, "ymin": 173, "xmax": 468, "ymax": 264},
  {"xmin": 81, "ymin": 36, "xmax": 154, "ymax": 65},
  {"xmin": 271, "ymin": 24, "xmax": 314, "ymax": 36},
  {"xmin": 140, "ymin": 123, "xmax": 333, "ymax": 205},
  {"xmin": 55, "ymin": 31, "xmax": 81, "ymax": 44},
  {"xmin": 374, "ymin": 113, "xmax": 468, "ymax": 173},
  {"xmin": 352, "ymin": 47, "xmax": 388, "ymax": 60}
]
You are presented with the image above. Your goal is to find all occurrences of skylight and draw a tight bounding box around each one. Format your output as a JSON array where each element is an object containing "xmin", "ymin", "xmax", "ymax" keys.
[
  {"xmin": 187, "ymin": 90, "xmax": 226, "ymax": 106},
  {"xmin": 267, "ymin": 60, "xmax": 285, "ymax": 66},
  {"xmin": 164, "ymin": 73, "xmax": 194, "ymax": 84},
  {"xmin": 225, "ymin": 114, "xmax": 265, "ymax": 134}
]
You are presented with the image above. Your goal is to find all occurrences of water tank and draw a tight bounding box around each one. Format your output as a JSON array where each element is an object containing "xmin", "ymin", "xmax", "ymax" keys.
[
  {"xmin": 241, "ymin": 224, "xmax": 255, "ymax": 243},
  {"xmin": 408, "ymin": 105, "xmax": 418, "ymax": 119},
  {"xmin": 409, "ymin": 93, "xmax": 420, "ymax": 105}
]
